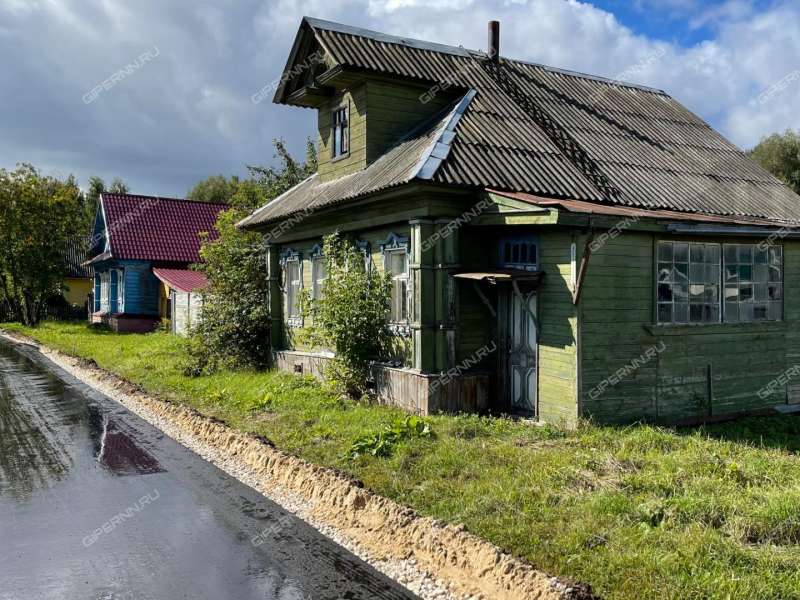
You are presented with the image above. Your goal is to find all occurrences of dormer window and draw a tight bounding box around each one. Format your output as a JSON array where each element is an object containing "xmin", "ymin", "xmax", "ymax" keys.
[{"xmin": 332, "ymin": 105, "xmax": 349, "ymax": 158}]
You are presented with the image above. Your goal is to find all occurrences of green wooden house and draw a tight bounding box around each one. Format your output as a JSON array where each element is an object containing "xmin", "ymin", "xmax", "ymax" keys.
[{"xmin": 239, "ymin": 17, "xmax": 800, "ymax": 425}]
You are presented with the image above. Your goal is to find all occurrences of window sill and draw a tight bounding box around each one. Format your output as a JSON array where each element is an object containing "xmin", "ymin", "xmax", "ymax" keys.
[
  {"xmin": 644, "ymin": 320, "xmax": 785, "ymax": 336},
  {"xmin": 331, "ymin": 152, "xmax": 350, "ymax": 163}
]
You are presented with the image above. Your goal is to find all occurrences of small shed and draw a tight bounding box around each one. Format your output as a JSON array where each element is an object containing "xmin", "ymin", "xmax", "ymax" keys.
[{"xmin": 153, "ymin": 268, "xmax": 208, "ymax": 336}]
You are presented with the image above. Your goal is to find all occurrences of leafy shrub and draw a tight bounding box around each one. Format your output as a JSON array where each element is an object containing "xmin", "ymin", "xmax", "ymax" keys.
[
  {"xmin": 186, "ymin": 140, "xmax": 316, "ymax": 374},
  {"xmin": 308, "ymin": 233, "xmax": 393, "ymax": 397},
  {"xmin": 345, "ymin": 416, "xmax": 432, "ymax": 460}
]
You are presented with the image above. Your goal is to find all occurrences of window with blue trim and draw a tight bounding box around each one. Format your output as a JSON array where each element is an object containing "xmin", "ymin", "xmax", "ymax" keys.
[{"xmin": 500, "ymin": 238, "xmax": 538, "ymax": 271}]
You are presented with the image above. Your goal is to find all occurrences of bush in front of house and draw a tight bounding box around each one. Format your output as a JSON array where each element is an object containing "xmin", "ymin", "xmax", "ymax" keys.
[{"xmin": 309, "ymin": 232, "xmax": 393, "ymax": 397}]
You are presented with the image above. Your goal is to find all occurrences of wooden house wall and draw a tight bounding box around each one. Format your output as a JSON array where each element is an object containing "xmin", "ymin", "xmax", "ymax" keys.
[
  {"xmin": 578, "ymin": 231, "xmax": 800, "ymax": 423},
  {"xmin": 316, "ymin": 79, "xmax": 454, "ymax": 182},
  {"xmin": 119, "ymin": 261, "xmax": 160, "ymax": 316},
  {"xmin": 278, "ymin": 224, "xmax": 413, "ymax": 364},
  {"xmin": 457, "ymin": 226, "xmax": 578, "ymax": 424}
]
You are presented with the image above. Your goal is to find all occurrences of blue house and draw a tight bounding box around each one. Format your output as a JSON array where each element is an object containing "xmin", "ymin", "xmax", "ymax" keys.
[{"xmin": 85, "ymin": 193, "xmax": 227, "ymax": 332}]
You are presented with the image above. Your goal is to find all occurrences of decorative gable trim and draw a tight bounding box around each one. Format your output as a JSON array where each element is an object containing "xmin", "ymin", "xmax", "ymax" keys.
[{"xmin": 378, "ymin": 232, "xmax": 409, "ymax": 252}]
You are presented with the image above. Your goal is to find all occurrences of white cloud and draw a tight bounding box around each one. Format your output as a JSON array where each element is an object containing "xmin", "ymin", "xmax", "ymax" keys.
[{"xmin": 0, "ymin": 0, "xmax": 797, "ymax": 196}]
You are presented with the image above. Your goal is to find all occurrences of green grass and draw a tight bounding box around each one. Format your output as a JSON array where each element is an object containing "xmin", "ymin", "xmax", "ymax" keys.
[{"xmin": 6, "ymin": 322, "xmax": 800, "ymax": 599}]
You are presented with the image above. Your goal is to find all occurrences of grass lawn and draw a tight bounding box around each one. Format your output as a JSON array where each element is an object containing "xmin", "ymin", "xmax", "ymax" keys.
[{"xmin": 5, "ymin": 322, "xmax": 800, "ymax": 599}]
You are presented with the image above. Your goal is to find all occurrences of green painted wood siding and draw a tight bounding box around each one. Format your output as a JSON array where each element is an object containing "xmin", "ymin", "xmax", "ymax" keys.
[
  {"xmin": 536, "ymin": 231, "xmax": 578, "ymax": 425},
  {"xmin": 579, "ymin": 232, "xmax": 800, "ymax": 424},
  {"xmin": 456, "ymin": 227, "xmax": 578, "ymax": 424},
  {"xmin": 277, "ymin": 225, "xmax": 413, "ymax": 365},
  {"xmin": 316, "ymin": 79, "xmax": 454, "ymax": 182},
  {"xmin": 317, "ymin": 84, "xmax": 368, "ymax": 182}
]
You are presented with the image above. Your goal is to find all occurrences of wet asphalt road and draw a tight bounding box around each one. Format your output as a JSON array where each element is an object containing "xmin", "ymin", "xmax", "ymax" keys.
[{"xmin": 0, "ymin": 337, "xmax": 419, "ymax": 600}]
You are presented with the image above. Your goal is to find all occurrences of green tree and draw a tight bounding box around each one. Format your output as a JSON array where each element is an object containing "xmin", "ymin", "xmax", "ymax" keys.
[
  {"xmin": 187, "ymin": 175, "xmax": 240, "ymax": 204},
  {"xmin": 82, "ymin": 175, "xmax": 130, "ymax": 225},
  {"xmin": 186, "ymin": 139, "xmax": 317, "ymax": 372},
  {"xmin": 750, "ymin": 129, "xmax": 800, "ymax": 194},
  {"xmin": 0, "ymin": 164, "xmax": 84, "ymax": 325},
  {"xmin": 108, "ymin": 177, "xmax": 130, "ymax": 194}
]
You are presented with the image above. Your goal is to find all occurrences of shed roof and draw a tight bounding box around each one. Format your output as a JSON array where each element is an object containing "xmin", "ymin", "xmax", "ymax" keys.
[
  {"xmin": 244, "ymin": 17, "xmax": 800, "ymax": 228},
  {"xmin": 153, "ymin": 268, "xmax": 209, "ymax": 293},
  {"xmin": 96, "ymin": 194, "xmax": 228, "ymax": 264}
]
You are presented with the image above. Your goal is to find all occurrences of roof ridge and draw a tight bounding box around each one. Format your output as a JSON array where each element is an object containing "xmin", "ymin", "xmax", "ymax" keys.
[
  {"xmin": 304, "ymin": 16, "xmax": 471, "ymax": 58},
  {"xmin": 304, "ymin": 16, "xmax": 662, "ymax": 94},
  {"xmin": 101, "ymin": 192, "xmax": 230, "ymax": 208}
]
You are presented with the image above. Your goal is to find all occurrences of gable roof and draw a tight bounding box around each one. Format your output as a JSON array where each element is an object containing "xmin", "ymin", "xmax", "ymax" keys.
[
  {"xmin": 245, "ymin": 17, "xmax": 800, "ymax": 228},
  {"xmin": 92, "ymin": 194, "xmax": 228, "ymax": 264}
]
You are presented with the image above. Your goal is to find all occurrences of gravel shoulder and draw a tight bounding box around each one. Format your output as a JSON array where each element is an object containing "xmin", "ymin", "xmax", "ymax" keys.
[{"xmin": 1, "ymin": 331, "xmax": 590, "ymax": 600}]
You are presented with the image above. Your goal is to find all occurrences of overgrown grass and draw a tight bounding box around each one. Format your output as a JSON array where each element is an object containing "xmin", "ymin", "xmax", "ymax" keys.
[{"xmin": 6, "ymin": 321, "xmax": 800, "ymax": 599}]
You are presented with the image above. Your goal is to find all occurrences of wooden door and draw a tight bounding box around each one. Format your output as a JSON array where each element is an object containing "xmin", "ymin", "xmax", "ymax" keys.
[{"xmin": 506, "ymin": 288, "xmax": 538, "ymax": 414}]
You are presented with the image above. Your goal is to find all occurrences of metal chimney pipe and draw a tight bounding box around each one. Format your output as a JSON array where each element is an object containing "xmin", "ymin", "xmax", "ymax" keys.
[{"xmin": 488, "ymin": 20, "xmax": 500, "ymax": 63}]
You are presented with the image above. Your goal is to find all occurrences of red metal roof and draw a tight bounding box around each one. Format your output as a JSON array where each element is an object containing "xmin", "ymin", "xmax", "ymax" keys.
[
  {"xmin": 152, "ymin": 268, "xmax": 209, "ymax": 293},
  {"xmin": 101, "ymin": 193, "xmax": 228, "ymax": 263}
]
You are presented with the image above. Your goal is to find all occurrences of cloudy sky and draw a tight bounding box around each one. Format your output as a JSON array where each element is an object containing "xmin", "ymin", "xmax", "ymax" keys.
[{"xmin": 1, "ymin": 0, "xmax": 798, "ymax": 197}]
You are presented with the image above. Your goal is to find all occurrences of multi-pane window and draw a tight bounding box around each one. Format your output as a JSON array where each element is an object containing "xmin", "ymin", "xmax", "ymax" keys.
[
  {"xmin": 282, "ymin": 253, "xmax": 302, "ymax": 325},
  {"xmin": 501, "ymin": 239, "xmax": 538, "ymax": 271},
  {"xmin": 658, "ymin": 242, "xmax": 720, "ymax": 324},
  {"xmin": 332, "ymin": 106, "xmax": 349, "ymax": 158},
  {"xmin": 657, "ymin": 241, "xmax": 783, "ymax": 324},
  {"xmin": 311, "ymin": 251, "xmax": 327, "ymax": 302},
  {"xmin": 723, "ymin": 244, "xmax": 782, "ymax": 322},
  {"xmin": 386, "ymin": 248, "xmax": 409, "ymax": 323}
]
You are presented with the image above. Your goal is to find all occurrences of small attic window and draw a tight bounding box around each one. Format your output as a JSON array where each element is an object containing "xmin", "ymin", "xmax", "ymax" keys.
[{"xmin": 332, "ymin": 105, "xmax": 349, "ymax": 158}]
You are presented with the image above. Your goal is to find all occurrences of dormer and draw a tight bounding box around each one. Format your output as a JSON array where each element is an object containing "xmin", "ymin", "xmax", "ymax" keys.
[{"xmin": 273, "ymin": 17, "xmax": 465, "ymax": 182}]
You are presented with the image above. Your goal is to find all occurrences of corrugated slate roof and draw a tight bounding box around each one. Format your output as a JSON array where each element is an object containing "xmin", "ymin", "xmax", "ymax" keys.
[
  {"xmin": 98, "ymin": 194, "xmax": 228, "ymax": 263},
  {"xmin": 247, "ymin": 17, "xmax": 800, "ymax": 227},
  {"xmin": 65, "ymin": 235, "xmax": 91, "ymax": 278},
  {"xmin": 239, "ymin": 91, "xmax": 473, "ymax": 229}
]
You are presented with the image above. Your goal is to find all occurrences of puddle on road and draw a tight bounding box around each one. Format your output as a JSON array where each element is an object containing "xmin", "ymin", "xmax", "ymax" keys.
[{"xmin": 87, "ymin": 405, "xmax": 165, "ymax": 476}]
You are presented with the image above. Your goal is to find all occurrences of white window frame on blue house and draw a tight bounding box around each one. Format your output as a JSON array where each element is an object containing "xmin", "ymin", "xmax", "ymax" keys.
[
  {"xmin": 380, "ymin": 232, "xmax": 410, "ymax": 335},
  {"xmin": 116, "ymin": 268, "xmax": 125, "ymax": 313},
  {"xmin": 100, "ymin": 271, "xmax": 110, "ymax": 313}
]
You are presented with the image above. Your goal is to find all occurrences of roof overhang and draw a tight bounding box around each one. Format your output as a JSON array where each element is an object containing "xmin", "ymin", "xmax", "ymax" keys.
[
  {"xmin": 83, "ymin": 251, "xmax": 112, "ymax": 266},
  {"xmin": 153, "ymin": 268, "xmax": 208, "ymax": 293},
  {"xmin": 488, "ymin": 189, "xmax": 800, "ymax": 230},
  {"xmin": 454, "ymin": 270, "xmax": 544, "ymax": 285}
]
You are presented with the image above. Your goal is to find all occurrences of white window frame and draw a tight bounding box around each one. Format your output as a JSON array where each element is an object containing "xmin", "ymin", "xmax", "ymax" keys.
[
  {"xmin": 380, "ymin": 233, "xmax": 410, "ymax": 335},
  {"xmin": 310, "ymin": 245, "xmax": 326, "ymax": 303},
  {"xmin": 100, "ymin": 271, "xmax": 110, "ymax": 313},
  {"xmin": 281, "ymin": 249, "xmax": 303, "ymax": 327},
  {"xmin": 656, "ymin": 240, "xmax": 783, "ymax": 325},
  {"xmin": 116, "ymin": 268, "xmax": 125, "ymax": 313},
  {"xmin": 332, "ymin": 103, "xmax": 349, "ymax": 159}
]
